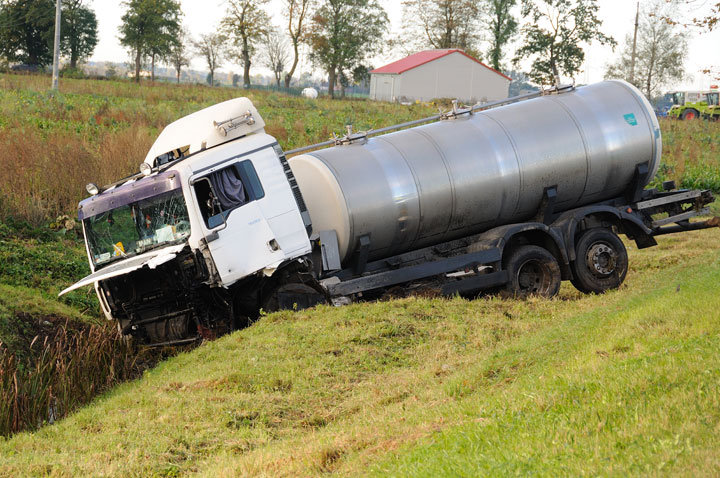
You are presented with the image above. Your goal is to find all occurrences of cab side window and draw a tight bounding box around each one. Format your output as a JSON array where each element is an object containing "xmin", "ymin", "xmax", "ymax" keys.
[{"xmin": 194, "ymin": 159, "xmax": 265, "ymax": 228}]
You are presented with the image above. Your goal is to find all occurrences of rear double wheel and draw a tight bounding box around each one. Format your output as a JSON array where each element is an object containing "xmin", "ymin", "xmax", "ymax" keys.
[
  {"xmin": 570, "ymin": 228, "xmax": 628, "ymax": 294},
  {"xmin": 504, "ymin": 245, "xmax": 561, "ymax": 298}
]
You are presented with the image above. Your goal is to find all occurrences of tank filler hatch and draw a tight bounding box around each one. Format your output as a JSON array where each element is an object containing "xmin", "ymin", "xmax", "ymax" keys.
[{"xmin": 142, "ymin": 97, "xmax": 266, "ymax": 167}]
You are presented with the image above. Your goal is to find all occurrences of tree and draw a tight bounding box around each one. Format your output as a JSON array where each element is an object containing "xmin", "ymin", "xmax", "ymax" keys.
[
  {"xmin": 484, "ymin": 0, "xmax": 517, "ymax": 71},
  {"xmin": 261, "ymin": 27, "xmax": 289, "ymax": 88},
  {"xmin": 0, "ymin": 0, "xmax": 55, "ymax": 66},
  {"xmin": 507, "ymin": 69, "xmax": 539, "ymax": 96},
  {"xmin": 400, "ymin": 0, "xmax": 481, "ymax": 57},
  {"xmin": 60, "ymin": 0, "xmax": 98, "ymax": 69},
  {"xmin": 221, "ymin": 0, "xmax": 271, "ymax": 89},
  {"xmin": 605, "ymin": 3, "xmax": 686, "ymax": 99},
  {"xmin": 307, "ymin": 0, "xmax": 388, "ymax": 98},
  {"xmin": 194, "ymin": 33, "xmax": 224, "ymax": 86},
  {"xmin": 119, "ymin": 0, "xmax": 182, "ymax": 83},
  {"xmin": 662, "ymin": 1, "xmax": 719, "ymax": 79},
  {"xmin": 282, "ymin": 0, "xmax": 313, "ymax": 88},
  {"xmin": 515, "ymin": 0, "xmax": 615, "ymax": 86},
  {"xmin": 660, "ymin": 1, "xmax": 719, "ymax": 30},
  {"xmin": 696, "ymin": 2, "xmax": 719, "ymax": 30},
  {"xmin": 351, "ymin": 64, "xmax": 371, "ymax": 87},
  {"xmin": 169, "ymin": 28, "xmax": 190, "ymax": 83}
]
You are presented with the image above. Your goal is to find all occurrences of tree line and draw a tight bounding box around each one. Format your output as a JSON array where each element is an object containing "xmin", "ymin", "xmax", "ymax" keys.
[
  {"xmin": 0, "ymin": 0, "xmax": 712, "ymax": 100},
  {"xmin": 114, "ymin": 0, "xmax": 617, "ymax": 98},
  {"xmin": 0, "ymin": 0, "xmax": 98, "ymax": 69}
]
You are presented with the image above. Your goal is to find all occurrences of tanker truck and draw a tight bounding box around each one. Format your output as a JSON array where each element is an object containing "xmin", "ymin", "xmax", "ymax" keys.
[{"xmin": 60, "ymin": 81, "xmax": 718, "ymax": 346}]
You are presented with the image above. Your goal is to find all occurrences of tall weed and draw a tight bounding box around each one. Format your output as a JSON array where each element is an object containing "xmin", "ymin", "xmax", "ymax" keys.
[{"xmin": 0, "ymin": 318, "xmax": 150, "ymax": 437}]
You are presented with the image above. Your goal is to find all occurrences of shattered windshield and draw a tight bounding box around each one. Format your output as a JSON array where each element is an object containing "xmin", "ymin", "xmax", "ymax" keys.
[{"xmin": 84, "ymin": 190, "xmax": 191, "ymax": 267}]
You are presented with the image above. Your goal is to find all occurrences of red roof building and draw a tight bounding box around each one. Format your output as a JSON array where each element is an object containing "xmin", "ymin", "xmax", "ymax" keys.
[{"xmin": 369, "ymin": 49, "xmax": 511, "ymax": 103}]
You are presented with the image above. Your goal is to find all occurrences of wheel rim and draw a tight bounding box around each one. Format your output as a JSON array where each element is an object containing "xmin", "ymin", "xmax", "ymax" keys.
[
  {"xmin": 686, "ymin": 112, "xmax": 696, "ymax": 119},
  {"xmin": 585, "ymin": 241, "xmax": 617, "ymax": 277},
  {"xmin": 516, "ymin": 259, "xmax": 554, "ymax": 295}
]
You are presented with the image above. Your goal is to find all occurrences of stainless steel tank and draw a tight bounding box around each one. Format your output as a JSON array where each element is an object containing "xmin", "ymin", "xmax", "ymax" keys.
[{"xmin": 289, "ymin": 80, "xmax": 662, "ymax": 263}]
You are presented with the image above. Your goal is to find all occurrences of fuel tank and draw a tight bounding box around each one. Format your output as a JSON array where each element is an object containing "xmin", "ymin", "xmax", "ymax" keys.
[{"xmin": 289, "ymin": 80, "xmax": 661, "ymax": 263}]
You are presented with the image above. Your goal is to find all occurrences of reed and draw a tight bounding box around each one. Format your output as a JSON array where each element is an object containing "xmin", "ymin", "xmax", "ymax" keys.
[{"xmin": 0, "ymin": 320, "xmax": 149, "ymax": 437}]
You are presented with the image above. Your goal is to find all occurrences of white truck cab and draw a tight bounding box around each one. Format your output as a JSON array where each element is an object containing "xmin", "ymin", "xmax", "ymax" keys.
[{"xmin": 62, "ymin": 98, "xmax": 315, "ymax": 345}]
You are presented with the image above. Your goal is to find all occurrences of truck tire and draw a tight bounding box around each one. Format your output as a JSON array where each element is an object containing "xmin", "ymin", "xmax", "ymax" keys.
[
  {"xmin": 504, "ymin": 245, "xmax": 561, "ymax": 298},
  {"xmin": 681, "ymin": 109, "xmax": 699, "ymax": 120},
  {"xmin": 262, "ymin": 282, "xmax": 327, "ymax": 313},
  {"xmin": 570, "ymin": 228, "xmax": 628, "ymax": 294}
]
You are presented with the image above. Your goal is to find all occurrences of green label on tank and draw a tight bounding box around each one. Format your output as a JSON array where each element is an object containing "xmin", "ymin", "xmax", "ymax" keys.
[{"xmin": 624, "ymin": 113, "xmax": 638, "ymax": 126}]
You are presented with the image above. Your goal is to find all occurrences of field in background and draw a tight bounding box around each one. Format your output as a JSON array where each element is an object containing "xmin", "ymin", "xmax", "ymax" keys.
[
  {"xmin": 0, "ymin": 74, "xmax": 435, "ymax": 223},
  {"xmin": 650, "ymin": 118, "xmax": 720, "ymax": 192},
  {"xmin": 0, "ymin": 74, "xmax": 718, "ymax": 473},
  {"xmin": 0, "ymin": 74, "xmax": 718, "ymax": 223}
]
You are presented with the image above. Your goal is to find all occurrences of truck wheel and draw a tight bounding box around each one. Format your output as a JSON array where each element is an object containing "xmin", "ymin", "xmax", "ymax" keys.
[
  {"xmin": 681, "ymin": 109, "xmax": 699, "ymax": 120},
  {"xmin": 504, "ymin": 245, "xmax": 561, "ymax": 298},
  {"xmin": 570, "ymin": 228, "xmax": 628, "ymax": 294},
  {"xmin": 262, "ymin": 282, "xmax": 327, "ymax": 313}
]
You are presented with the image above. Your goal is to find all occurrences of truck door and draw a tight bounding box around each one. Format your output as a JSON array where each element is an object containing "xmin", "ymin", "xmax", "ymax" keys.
[{"xmin": 191, "ymin": 159, "xmax": 284, "ymax": 285}]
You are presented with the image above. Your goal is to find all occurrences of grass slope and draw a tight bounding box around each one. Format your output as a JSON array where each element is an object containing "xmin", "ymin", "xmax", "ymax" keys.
[
  {"xmin": 0, "ymin": 230, "xmax": 718, "ymax": 476},
  {"xmin": 0, "ymin": 222, "xmax": 97, "ymax": 356}
]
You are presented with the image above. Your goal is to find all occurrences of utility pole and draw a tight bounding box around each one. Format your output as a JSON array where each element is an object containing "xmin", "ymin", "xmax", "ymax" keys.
[
  {"xmin": 51, "ymin": 0, "xmax": 62, "ymax": 90},
  {"xmin": 629, "ymin": 1, "xmax": 639, "ymax": 85}
]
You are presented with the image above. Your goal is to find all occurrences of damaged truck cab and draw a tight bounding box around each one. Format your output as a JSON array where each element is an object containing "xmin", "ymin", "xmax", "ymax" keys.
[{"xmin": 62, "ymin": 99, "xmax": 315, "ymax": 345}]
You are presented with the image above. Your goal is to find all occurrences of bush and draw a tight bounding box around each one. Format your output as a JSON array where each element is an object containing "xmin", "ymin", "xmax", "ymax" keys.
[{"xmin": 60, "ymin": 67, "xmax": 86, "ymax": 79}]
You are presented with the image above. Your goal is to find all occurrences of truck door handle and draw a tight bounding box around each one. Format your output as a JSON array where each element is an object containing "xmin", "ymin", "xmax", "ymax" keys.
[{"xmin": 205, "ymin": 231, "xmax": 220, "ymax": 243}]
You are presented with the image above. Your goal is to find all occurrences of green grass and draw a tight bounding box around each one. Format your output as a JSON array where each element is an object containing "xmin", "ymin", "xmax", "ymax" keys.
[
  {"xmin": 0, "ymin": 220, "xmax": 95, "ymax": 314},
  {"xmin": 0, "ymin": 219, "xmax": 96, "ymax": 356},
  {"xmin": 0, "ymin": 229, "xmax": 718, "ymax": 476},
  {"xmin": 373, "ymin": 260, "xmax": 720, "ymax": 476},
  {"xmin": 649, "ymin": 118, "xmax": 720, "ymax": 192}
]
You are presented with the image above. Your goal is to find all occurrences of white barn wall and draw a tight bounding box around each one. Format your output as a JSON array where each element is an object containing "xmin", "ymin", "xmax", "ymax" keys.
[
  {"xmin": 398, "ymin": 53, "xmax": 509, "ymax": 103},
  {"xmin": 370, "ymin": 74, "xmax": 398, "ymax": 102},
  {"xmin": 370, "ymin": 52, "xmax": 510, "ymax": 103}
]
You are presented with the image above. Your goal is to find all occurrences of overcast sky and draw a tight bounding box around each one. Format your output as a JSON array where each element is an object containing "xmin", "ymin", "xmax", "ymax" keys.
[{"xmin": 89, "ymin": 0, "xmax": 719, "ymax": 90}]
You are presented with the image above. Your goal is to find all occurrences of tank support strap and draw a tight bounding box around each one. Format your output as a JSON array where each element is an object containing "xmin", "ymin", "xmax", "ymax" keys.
[
  {"xmin": 535, "ymin": 186, "xmax": 559, "ymax": 225},
  {"xmin": 626, "ymin": 162, "xmax": 650, "ymax": 204},
  {"xmin": 352, "ymin": 235, "xmax": 371, "ymax": 275}
]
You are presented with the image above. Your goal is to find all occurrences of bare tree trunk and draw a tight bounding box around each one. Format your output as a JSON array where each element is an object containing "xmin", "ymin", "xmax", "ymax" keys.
[
  {"xmin": 242, "ymin": 36, "xmax": 251, "ymax": 88},
  {"xmin": 646, "ymin": 42, "xmax": 656, "ymax": 98},
  {"xmin": 550, "ymin": 47, "xmax": 560, "ymax": 87},
  {"xmin": 134, "ymin": 48, "xmax": 141, "ymax": 84},
  {"xmin": 285, "ymin": 41, "xmax": 300, "ymax": 88},
  {"xmin": 176, "ymin": 68, "xmax": 180, "ymax": 83},
  {"xmin": 151, "ymin": 53, "xmax": 156, "ymax": 82},
  {"xmin": 328, "ymin": 68, "xmax": 336, "ymax": 98},
  {"xmin": 210, "ymin": 68, "xmax": 215, "ymax": 86},
  {"xmin": 630, "ymin": 1, "xmax": 639, "ymax": 85}
]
